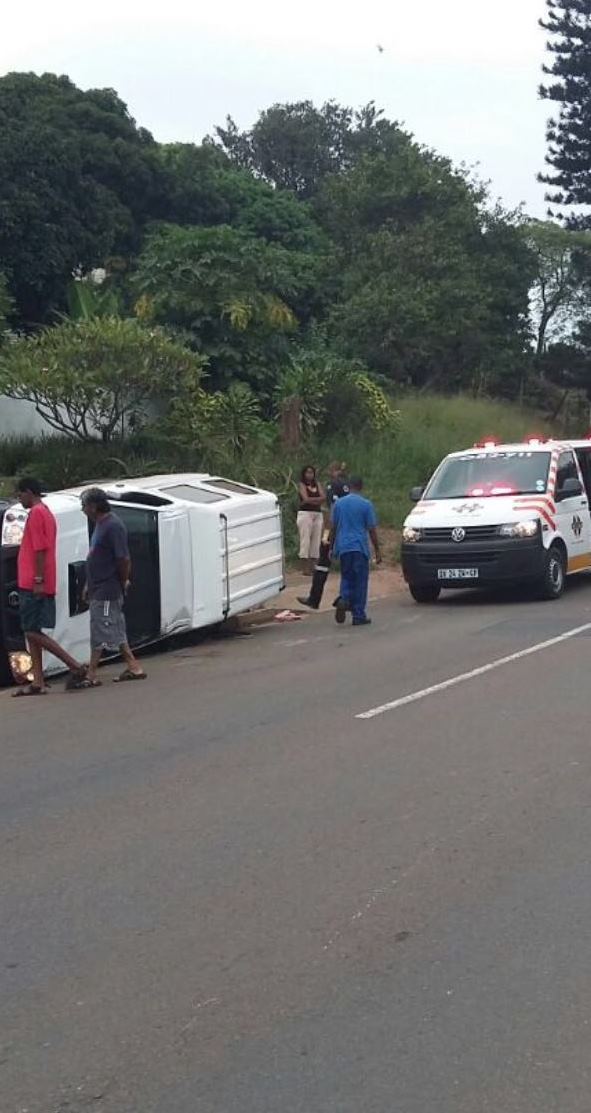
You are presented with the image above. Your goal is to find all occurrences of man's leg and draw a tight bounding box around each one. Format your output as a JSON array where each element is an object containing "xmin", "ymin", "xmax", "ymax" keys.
[
  {"xmin": 119, "ymin": 643, "xmax": 146, "ymax": 678},
  {"xmin": 86, "ymin": 646, "xmax": 104, "ymax": 684},
  {"xmin": 336, "ymin": 551, "xmax": 354, "ymax": 623},
  {"xmin": 351, "ymin": 552, "xmax": 370, "ymax": 622},
  {"xmin": 25, "ymin": 633, "xmax": 46, "ymax": 690},
  {"xmin": 32, "ymin": 632, "xmax": 85, "ymax": 674}
]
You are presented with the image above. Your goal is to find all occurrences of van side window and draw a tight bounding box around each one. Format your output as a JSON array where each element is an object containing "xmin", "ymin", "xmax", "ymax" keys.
[
  {"xmin": 68, "ymin": 561, "xmax": 88, "ymax": 617},
  {"xmin": 556, "ymin": 451, "xmax": 578, "ymax": 498},
  {"xmin": 575, "ymin": 448, "xmax": 591, "ymax": 501}
]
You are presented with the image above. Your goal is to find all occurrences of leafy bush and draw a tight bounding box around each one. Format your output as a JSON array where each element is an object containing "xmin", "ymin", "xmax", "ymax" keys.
[{"xmin": 0, "ymin": 317, "xmax": 206, "ymax": 442}]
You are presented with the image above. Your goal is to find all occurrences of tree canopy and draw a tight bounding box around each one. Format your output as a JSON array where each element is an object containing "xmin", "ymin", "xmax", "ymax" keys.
[
  {"xmin": 3, "ymin": 72, "xmax": 590, "ymax": 419},
  {"xmin": 540, "ymin": 0, "xmax": 591, "ymax": 220}
]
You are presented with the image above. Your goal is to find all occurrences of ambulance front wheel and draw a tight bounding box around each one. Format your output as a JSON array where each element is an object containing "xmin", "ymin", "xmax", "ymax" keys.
[
  {"xmin": 538, "ymin": 544, "xmax": 567, "ymax": 600},
  {"xmin": 409, "ymin": 584, "xmax": 441, "ymax": 604}
]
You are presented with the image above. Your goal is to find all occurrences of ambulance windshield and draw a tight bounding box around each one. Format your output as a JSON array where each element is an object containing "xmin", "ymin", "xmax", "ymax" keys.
[{"xmin": 427, "ymin": 451, "xmax": 551, "ymax": 500}]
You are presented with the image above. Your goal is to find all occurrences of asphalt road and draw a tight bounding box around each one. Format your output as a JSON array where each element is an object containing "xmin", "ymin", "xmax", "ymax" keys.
[{"xmin": 4, "ymin": 580, "xmax": 591, "ymax": 1112}]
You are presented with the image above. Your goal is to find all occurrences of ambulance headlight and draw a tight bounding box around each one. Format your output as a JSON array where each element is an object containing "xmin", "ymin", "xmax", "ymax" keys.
[
  {"xmin": 499, "ymin": 520, "xmax": 539, "ymax": 539},
  {"xmin": 1, "ymin": 509, "xmax": 27, "ymax": 547},
  {"xmin": 402, "ymin": 526, "xmax": 422, "ymax": 543}
]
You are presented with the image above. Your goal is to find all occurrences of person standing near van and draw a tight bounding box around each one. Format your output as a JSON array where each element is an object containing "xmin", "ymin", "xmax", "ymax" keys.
[
  {"xmin": 81, "ymin": 488, "xmax": 146, "ymax": 686},
  {"xmin": 13, "ymin": 477, "xmax": 87, "ymax": 696},
  {"xmin": 330, "ymin": 477, "xmax": 381, "ymax": 626},
  {"xmin": 297, "ymin": 465, "xmax": 325, "ymax": 575},
  {"xmin": 325, "ymin": 461, "xmax": 349, "ymax": 510}
]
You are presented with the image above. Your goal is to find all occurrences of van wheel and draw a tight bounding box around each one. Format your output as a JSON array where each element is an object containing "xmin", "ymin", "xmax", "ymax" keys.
[
  {"xmin": 409, "ymin": 584, "xmax": 441, "ymax": 604},
  {"xmin": 538, "ymin": 545, "xmax": 566, "ymax": 600}
]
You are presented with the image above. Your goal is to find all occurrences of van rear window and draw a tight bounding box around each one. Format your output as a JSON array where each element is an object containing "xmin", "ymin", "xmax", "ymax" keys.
[{"xmin": 427, "ymin": 452, "xmax": 551, "ymax": 499}]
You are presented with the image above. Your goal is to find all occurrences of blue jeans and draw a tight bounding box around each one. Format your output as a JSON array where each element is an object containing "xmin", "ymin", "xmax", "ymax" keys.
[{"xmin": 339, "ymin": 551, "xmax": 370, "ymax": 621}]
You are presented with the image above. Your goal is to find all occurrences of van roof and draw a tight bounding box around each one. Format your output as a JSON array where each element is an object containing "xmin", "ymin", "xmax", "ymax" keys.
[
  {"xmin": 446, "ymin": 441, "xmax": 569, "ymax": 459},
  {"xmin": 58, "ymin": 473, "xmax": 262, "ymax": 502}
]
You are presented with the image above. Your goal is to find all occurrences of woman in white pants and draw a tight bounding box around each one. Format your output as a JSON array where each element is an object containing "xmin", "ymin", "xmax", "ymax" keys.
[{"xmin": 297, "ymin": 465, "xmax": 325, "ymax": 575}]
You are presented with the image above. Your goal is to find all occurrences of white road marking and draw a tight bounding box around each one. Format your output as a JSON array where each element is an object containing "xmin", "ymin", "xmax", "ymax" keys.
[{"xmin": 356, "ymin": 621, "xmax": 591, "ymax": 720}]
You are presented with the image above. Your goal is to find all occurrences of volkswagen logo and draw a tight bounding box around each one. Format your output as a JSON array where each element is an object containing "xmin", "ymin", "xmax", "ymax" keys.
[{"xmin": 451, "ymin": 527, "xmax": 466, "ymax": 543}]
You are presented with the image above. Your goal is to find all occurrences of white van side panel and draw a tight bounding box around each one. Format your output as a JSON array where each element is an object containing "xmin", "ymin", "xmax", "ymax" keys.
[
  {"xmin": 158, "ymin": 509, "xmax": 194, "ymax": 634},
  {"xmin": 43, "ymin": 506, "xmax": 90, "ymax": 676},
  {"xmin": 187, "ymin": 509, "xmax": 225, "ymax": 628}
]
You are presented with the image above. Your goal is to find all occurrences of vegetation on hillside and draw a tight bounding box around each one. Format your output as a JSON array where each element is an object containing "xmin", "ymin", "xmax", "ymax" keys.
[{"xmin": 2, "ymin": 8, "xmax": 591, "ymax": 528}]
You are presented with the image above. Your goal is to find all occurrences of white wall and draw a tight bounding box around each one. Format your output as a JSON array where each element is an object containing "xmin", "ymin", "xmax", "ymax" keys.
[{"xmin": 0, "ymin": 396, "xmax": 56, "ymax": 438}]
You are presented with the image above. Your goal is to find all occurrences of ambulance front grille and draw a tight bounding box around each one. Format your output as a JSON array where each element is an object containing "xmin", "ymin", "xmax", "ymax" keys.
[{"xmin": 421, "ymin": 525, "xmax": 499, "ymax": 542}]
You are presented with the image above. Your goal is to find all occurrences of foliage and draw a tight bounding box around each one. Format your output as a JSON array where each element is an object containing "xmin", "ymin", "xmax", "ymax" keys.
[
  {"xmin": 132, "ymin": 223, "xmax": 321, "ymax": 392},
  {"xmin": 274, "ymin": 349, "xmax": 401, "ymax": 439},
  {"xmin": 66, "ymin": 270, "xmax": 122, "ymax": 321},
  {"xmin": 539, "ymin": 0, "xmax": 591, "ymax": 221},
  {"xmin": 214, "ymin": 100, "xmax": 410, "ymax": 199},
  {"xmin": 0, "ymin": 317, "xmax": 205, "ymax": 442},
  {"xmin": 0, "ymin": 73, "xmax": 165, "ymax": 325},
  {"xmin": 0, "ymin": 270, "xmax": 14, "ymax": 336},
  {"xmin": 319, "ymin": 149, "xmax": 533, "ymax": 393},
  {"xmin": 526, "ymin": 220, "xmax": 591, "ymax": 354}
]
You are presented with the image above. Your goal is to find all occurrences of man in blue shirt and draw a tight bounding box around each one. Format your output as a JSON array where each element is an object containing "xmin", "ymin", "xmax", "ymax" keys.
[{"xmin": 330, "ymin": 477, "xmax": 382, "ymax": 626}]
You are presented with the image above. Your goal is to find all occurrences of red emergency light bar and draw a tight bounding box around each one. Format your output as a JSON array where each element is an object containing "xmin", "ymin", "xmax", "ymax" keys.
[{"xmin": 473, "ymin": 438, "xmax": 499, "ymax": 449}]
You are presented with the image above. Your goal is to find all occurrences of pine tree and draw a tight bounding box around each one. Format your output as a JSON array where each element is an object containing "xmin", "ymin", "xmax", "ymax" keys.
[{"xmin": 540, "ymin": 0, "xmax": 591, "ymax": 223}]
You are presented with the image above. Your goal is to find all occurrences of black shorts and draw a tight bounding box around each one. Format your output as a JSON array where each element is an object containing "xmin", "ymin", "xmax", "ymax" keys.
[{"xmin": 19, "ymin": 591, "xmax": 57, "ymax": 633}]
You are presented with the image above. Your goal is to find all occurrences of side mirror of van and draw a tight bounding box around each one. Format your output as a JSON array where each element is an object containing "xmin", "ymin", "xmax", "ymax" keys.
[
  {"xmin": 410, "ymin": 486, "xmax": 424, "ymax": 503},
  {"xmin": 557, "ymin": 477, "xmax": 583, "ymax": 501}
]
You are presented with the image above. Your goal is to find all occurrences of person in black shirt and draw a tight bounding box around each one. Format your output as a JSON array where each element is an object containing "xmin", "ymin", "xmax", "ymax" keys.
[
  {"xmin": 297, "ymin": 465, "xmax": 325, "ymax": 575},
  {"xmin": 325, "ymin": 461, "xmax": 349, "ymax": 509}
]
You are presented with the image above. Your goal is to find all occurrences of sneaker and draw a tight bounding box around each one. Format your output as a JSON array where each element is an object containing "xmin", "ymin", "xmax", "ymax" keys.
[
  {"xmin": 335, "ymin": 598, "xmax": 348, "ymax": 624},
  {"xmin": 297, "ymin": 596, "xmax": 317, "ymax": 610},
  {"xmin": 352, "ymin": 616, "xmax": 372, "ymax": 626}
]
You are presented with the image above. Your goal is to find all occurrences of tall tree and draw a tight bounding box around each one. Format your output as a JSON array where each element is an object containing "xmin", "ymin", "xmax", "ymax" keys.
[
  {"xmin": 540, "ymin": 0, "xmax": 591, "ymax": 221},
  {"xmin": 526, "ymin": 220, "xmax": 591, "ymax": 355},
  {"xmin": 0, "ymin": 73, "xmax": 165, "ymax": 325},
  {"xmin": 214, "ymin": 100, "xmax": 409, "ymax": 200},
  {"xmin": 320, "ymin": 147, "xmax": 533, "ymax": 393},
  {"xmin": 131, "ymin": 224, "xmax": 320, "ymax": 392}
]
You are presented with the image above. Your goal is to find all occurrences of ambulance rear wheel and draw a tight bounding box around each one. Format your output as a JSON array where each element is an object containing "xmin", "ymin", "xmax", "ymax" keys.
[
  {"xmin": 538, "ymin": 545, "xmax": 566, "ymax": 600},
  {"xmin": 409, "ymin": 584, "xmax": 441, "ymax": 604}
]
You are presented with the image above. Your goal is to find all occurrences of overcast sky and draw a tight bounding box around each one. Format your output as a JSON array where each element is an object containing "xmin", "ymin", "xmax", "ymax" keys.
[{"xmin": 3, "ymin": 0, "xmax": 551, "ymax": 214}]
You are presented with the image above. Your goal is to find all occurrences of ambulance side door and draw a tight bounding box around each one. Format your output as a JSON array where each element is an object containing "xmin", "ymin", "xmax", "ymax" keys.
[{"xmin": 555, "ymin": 449, "xmax": 591, "ymax": 570}]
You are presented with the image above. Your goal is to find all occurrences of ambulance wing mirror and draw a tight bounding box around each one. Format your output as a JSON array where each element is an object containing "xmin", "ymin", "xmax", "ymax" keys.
[
  {"xmin": 556, "ymin": 477, "xmax": 583, "ymax": 501},
  {"xmin": 410, "ymin": 486, "xmax": 424, "ymax": 503}
]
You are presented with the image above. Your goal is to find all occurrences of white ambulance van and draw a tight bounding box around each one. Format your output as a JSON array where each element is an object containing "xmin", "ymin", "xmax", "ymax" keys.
[
  {"xmin": 401, "ymin": 438, "xmax": 591, "ymax": 603},
  {"xmin": 0, "ymin": 473, "xmax": 285, "ymax": 685}
]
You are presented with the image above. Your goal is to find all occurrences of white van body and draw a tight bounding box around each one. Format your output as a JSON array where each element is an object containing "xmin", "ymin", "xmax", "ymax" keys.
[
  {"xmin": 0, "ymin": 473, "xmax": 284, "ymax": 682},
  {"xmin": 401, "ymin": 440, "xmax": 591, "ymax": 603}
]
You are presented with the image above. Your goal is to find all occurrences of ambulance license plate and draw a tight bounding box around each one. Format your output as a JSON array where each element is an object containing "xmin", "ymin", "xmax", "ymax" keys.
[{"xmin": 438, "ymin": 568, "xmax": 479, "ymax": 580}]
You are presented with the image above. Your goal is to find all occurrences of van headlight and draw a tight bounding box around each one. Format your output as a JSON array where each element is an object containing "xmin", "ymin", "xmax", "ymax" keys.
[
  {"xmin": 1, "ymin": 509, "xmax": 27, "ymax": 547},
  {"xmin": 402, "ymin": 526, "xmax": 422, "ymax": 543},
  {"xmin": 499, "ymin": 520, "xmax": 538, "ymax": 539}
]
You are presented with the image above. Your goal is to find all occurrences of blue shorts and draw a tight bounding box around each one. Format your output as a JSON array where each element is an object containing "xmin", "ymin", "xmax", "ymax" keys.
[{"xmin": 19, "ymin": 591, "xmax": 57, "ymax": 634}]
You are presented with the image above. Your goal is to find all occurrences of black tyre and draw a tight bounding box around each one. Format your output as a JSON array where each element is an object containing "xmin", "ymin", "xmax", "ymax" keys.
[
  {"xmin": 0, "ymin": 650, "xmax": 12, "ymax": 688},
  {"xmin": 409, "ymin": 583, "xmax": 441, "ymax": 604},
  {"xmin": 538, "ymin": 545, "xmax": 566, "ymax": 600}
]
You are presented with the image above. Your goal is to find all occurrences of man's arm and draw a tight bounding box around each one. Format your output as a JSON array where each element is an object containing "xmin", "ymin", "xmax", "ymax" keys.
[
  {"xmin": 328, "ymin": 502, "xmax": 340, "ymax": 554},
  {"xmin": 369, "ymin": 527, "xmax": 382, "ymax": 564},
  {"xmin": 111, "ymin": 521, "xmax": 131, "ymax": 591},
  {"xmin": 33, "ymin": 549, "xmax": 47, "ymax": 594},
  {"xmin": 30, "ymin": 510, "xmax": 50, "ymax": 594},
  {"xmin": 367, "ymin": 501, "xmax": 382, "ymax": 564}
]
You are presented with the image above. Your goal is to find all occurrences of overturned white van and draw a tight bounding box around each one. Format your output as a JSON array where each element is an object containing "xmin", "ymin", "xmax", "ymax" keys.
[{"xmin": 0, "ymin": 474, "xmax": 285, "ymax": 685}]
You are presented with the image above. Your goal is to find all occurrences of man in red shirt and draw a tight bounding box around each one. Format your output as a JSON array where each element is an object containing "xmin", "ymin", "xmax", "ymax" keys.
[{"xmin": 14, "ymin": 477, "xmax": 86, "ymax": 696}]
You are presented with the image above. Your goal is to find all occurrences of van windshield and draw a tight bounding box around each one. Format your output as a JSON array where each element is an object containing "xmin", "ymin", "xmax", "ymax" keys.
[{"xmin": 426, "ymin": 452, "xmax": 551, "ymax": 500}]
